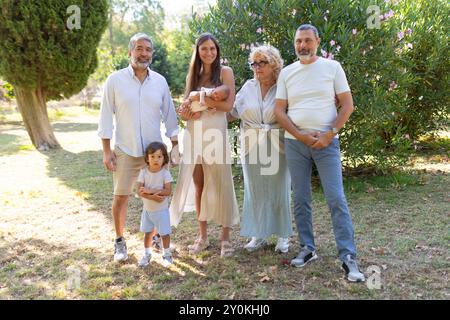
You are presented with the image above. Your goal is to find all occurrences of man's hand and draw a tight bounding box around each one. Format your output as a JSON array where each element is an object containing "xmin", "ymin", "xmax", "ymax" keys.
[
  {"xmin": 297, "ymin": 131, "xmax": 319, "ymax": 146},
  {"xmin": 311, "ymin": 131, "xmax": 334, "ymax": 149},
  {"xmin": 103, "ymin": 151, "xmax": 116, "ymax": 171},
  {"xmin": 170, "ymin": 144, "xmax": 181, "ymax": 166}
]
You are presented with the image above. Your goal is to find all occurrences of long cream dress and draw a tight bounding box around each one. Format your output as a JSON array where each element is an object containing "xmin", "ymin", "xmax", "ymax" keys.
[{"xmin": 169, "ymin": 88, "xmax": 240, "ymax": 228}]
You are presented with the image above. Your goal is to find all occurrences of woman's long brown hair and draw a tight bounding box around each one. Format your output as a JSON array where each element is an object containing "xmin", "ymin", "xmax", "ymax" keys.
[{"xmin": 184, "ymin": 33, "xmax": 222, "ymax": 98}]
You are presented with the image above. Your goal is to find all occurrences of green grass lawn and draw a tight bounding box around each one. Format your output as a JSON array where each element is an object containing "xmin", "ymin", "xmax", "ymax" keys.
[{"xmin": 0, "ymin": 105, "xmax": 448, "ymax": 300}]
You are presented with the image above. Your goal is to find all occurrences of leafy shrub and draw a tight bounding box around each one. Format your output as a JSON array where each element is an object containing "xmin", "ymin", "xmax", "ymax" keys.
[{"xmin": 190, "ymin": 0, "xmax": 449, "ymax": 171}]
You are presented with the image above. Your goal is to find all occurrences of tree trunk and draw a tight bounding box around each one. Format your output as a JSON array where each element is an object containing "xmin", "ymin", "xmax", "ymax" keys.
[{"xmin": 14, "ymin": 86, "xmax": 60, "ymax": 150}]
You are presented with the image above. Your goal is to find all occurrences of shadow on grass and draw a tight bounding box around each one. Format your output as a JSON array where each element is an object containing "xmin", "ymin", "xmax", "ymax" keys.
[
  {"xmin": 0, "ymin": 237, "xmax": 246, "ymax": 299},
  {"xmin": 416, "ymin": 135, "xmax": 450, "ymax": 156},
  {"xmin": 0, "ymin": 238, "xmax": 113, "ymax": 299},
  {"xmin": 42, "ymin": 148, "xmax": 133, "ymax": 225},
  {"xmin": 0, "ymin": 133, "xmax": 23, "ymax": 156}
]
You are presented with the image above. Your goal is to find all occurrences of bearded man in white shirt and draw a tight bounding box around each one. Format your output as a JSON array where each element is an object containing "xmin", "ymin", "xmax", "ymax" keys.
[
  {"xmin": 98, "ymin": 33, "xmax": 179, "ymax": 262},
  {"xmin": 274, "ymin": 24, "xmax": 365, "ymax": 282}
]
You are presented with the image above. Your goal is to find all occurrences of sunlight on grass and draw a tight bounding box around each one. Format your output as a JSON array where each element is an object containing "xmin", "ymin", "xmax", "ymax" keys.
[
  {"xmin": 18, "ymin": 145, "xmax": 34, "ymax": 151},
  {"xmin": 169, "ymin": 260, "xmax": 207, "ymax": 277}
]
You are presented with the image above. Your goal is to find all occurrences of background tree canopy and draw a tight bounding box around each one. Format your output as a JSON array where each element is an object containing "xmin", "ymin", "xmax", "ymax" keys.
[
  {"xmin": 0, "ymin": 0, "xmax": 447, "ymax": 172},
  {"xmin": 93, "ymin": 0, "xmax": 191, "ymax": 97},
  {"xmin": 190, "ymin": 0, "xmax": 449, "ymax": 171},
  {"xmin": 0, "ymin": 0, "xmax": 108, "ymax": 149}
]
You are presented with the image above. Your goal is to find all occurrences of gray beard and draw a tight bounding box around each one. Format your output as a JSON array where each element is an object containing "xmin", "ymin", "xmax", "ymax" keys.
[
  {"xmin": 131, "ymin": 57, "xmax": 150, "ymax": 69},
  {"xmin": 297, "ymin": 52, "xmax": 314, "ymax": 62}
]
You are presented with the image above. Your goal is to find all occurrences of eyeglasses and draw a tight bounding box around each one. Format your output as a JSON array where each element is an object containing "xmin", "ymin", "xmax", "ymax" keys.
[{"xmin": 249, "ymin": 60, "xmax": 269, "ymax": 68}]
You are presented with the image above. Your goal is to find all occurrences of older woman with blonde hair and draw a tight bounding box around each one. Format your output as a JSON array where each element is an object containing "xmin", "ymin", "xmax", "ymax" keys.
[{"xmin": 229, "ymin": 45, "xmax": 292, "ymax": 253}]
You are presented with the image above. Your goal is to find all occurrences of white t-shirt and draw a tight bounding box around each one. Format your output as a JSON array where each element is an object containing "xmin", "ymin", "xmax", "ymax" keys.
[
  {"xmin": 276, "ymin": 57, "xmax": 350, "ymax": 139},
  {"xmin": 137, "ymin": 167, "xmax": 173, "ymax": 212}
]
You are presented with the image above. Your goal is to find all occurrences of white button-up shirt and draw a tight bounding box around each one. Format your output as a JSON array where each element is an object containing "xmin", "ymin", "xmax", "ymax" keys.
[{"xmin": 97, "ymin": 65, "xmax": 179, "ymax": 157}]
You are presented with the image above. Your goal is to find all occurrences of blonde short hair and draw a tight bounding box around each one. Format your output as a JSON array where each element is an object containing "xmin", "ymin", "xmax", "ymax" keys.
[{"xmin": 249, "ymin": 45, "xmax": 284, "ymax": 80}]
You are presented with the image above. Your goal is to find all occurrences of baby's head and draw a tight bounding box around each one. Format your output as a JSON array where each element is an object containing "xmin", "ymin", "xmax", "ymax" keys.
[
  {"xmin": 144, "ymin": 142, "xmax": 169, "ymax": 170},
  {"xmin": 211, "ymin": 85, "xmax": 230, "ymax": 101}
]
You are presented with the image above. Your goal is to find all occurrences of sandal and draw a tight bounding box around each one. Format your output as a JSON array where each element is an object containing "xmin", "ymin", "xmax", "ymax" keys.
[
  {"xmin": 188, "ymin": 238, "xmax": 210, "ymax": 254},
  {"xmin": 220, "ymin": 241, "xmax": 234, "ymax": 258}
]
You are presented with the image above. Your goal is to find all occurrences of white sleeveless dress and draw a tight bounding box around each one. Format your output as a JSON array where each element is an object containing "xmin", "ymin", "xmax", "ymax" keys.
[{"xmin": 169, "ymin": 88, "xmax": 240, "ymax": 228}]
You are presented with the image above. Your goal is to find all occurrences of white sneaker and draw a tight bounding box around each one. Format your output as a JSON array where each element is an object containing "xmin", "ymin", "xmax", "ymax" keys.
[
  {"xmin": 342, "ymin": 254, "xmax": 365, "ymax": 282},
  {"xmin": 114, "ymin": 238, "xmax": 128, "ymax": 262},
  {"xmin": 275, "ymin": 237, "xmax": 289, "ymax": 253},
  {"xmin": 244, "ymin": 237, "xmax": 267, "ymax": 252},
  {"xmin": 138, "ymin": 253, "xmax": 152, "ymax": 267},
  {"xmin": 161, "ymin": 254, "xmax": 173, "ymax": 268}
]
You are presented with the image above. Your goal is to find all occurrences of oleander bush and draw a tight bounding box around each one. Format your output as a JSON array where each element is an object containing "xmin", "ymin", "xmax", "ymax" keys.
[{"xmin": 190, "ymin": 0, "xmax": 449, "ymax": 171}]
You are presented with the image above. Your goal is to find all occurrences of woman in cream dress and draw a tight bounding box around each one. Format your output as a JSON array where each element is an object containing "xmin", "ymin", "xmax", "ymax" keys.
[
  {"xmin": 170, "ymin": 33, "xmax": 239, "ymax": 258},
  {"xmin": 229, "ymin": 45, "xmax": 292, "ymax": 253}
]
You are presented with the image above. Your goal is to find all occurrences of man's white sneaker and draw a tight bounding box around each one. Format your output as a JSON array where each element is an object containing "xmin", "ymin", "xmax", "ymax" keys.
[
  {"xmin": 114, "ymin": 237, "xmax": 128, "ymax": 262},
  {"xmin": 291, "ymin": 247, "xmax": 318, "ymax": 267},
  {"xmin": 342, "ymin": 254, "xmax": 365, "ymax": 282},
  {"xmin": 244, "ymin": 237, "xmax": 267, "ymax": 252},
  {"xmin": 275, "ymin": 237, "xmax": 289, "ymax": 253}
]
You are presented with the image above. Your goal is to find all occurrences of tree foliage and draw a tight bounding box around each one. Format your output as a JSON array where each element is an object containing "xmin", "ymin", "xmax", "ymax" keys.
[
  {"xmin": 0, "ymin": 0, "xmax": 109, "ymax": 100},
  {"xmin": 190, "ymin": 0, "xmax": 450, "ymax": 171},
  {"xmin": 0, "ymin": 0, "xmax": 108, "ymax": 149}
]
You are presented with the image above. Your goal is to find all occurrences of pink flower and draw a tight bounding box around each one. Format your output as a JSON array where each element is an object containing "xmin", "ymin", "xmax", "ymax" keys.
[
  {"xmin": 389, "ymin": 81, "xmax": 398, "ymax": 91},
  {"xmin": 407, "ymin": 43, "xmax": 413, "ymax": 49},
  {"xmin": 330, "ymin": 40, "xmax": 336, "ymax": 46},
  {"xmin": 336, "ymin": 45, "xmax": 341, "ymax": 52},
  {"xmin": 397, "ymin": 31, "xmax": 405, "ymax": 40},
  {"xmin": 384, "ymin": 10, "xmax": 394, "ymax": 20},
  {"xmin": 321, "ymin": 49, "xmax": 327, "ymax": 57},
  {"xmin": 406, "ymin": 28, "xmax": 413, "ymax": 35},
  {"xmin": 327, "ymin": 53, "xmax": 334, "ymax": 60},
  {"xmin": 256, "ymin": 27, "xmax": 262, "ymax": 33},
  {"xmin": 248, "ymin": 12, "xmax": 253, "ymax": 16},
  {"xmin": 379, "ymin": 15, "xmax": 385, "ymax": 21},
  {"xmin": 352, "ymin": 28, "xmax": 357, "ymax": 35}
]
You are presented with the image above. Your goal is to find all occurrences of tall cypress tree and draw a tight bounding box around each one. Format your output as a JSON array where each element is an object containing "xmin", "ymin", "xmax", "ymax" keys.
[{"xmin": 0, "ymin": 1, "xmax": 108, "ymax": 150}]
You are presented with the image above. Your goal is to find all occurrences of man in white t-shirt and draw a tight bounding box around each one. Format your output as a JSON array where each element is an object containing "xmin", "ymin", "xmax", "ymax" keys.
[{"xmin": 274, "ymin": 24, "xmax": 365, "ymax": 282}]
